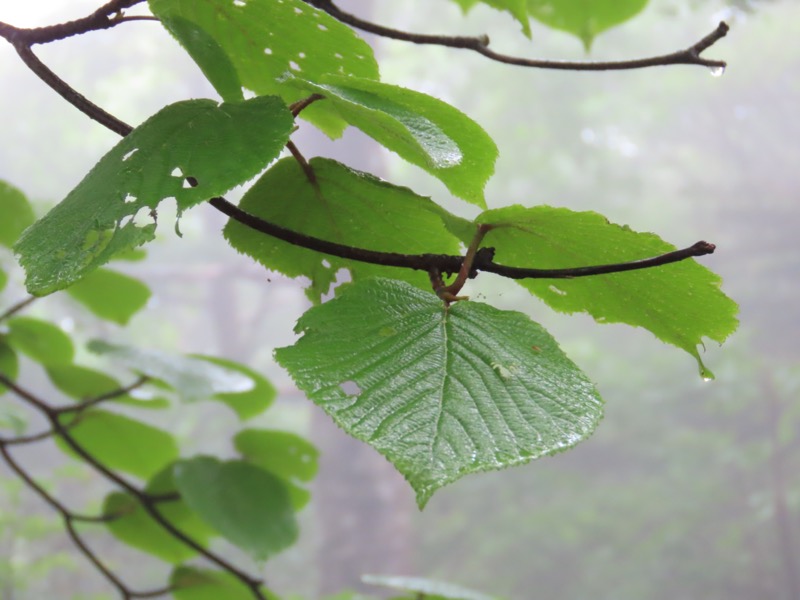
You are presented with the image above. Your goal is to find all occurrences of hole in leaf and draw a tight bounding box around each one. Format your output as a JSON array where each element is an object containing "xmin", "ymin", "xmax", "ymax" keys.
[
  {"xmin": 321, "ymin": 259, "xmax": 331, "ymax": 268},
  {"xmin": 298, "ymin": 52, "xmax": 306, "ymax": 59},
  {"xmin": 294, "ymin": 6, "xmax": 303, "ymax": 14},
  {"xmin": 317, "ymin": 24, "xmax": 328, "ymax": 31},
  {"xmin": 233, "ymin": 0, "xmax": 245, "ymax": 5},
  {"xmin": 171, "ymin": 167, "xmax": 184, "ymax": 177},
  {"xmin": 334, "ymin": 53, "xmax": 343, "ymax": 59},
  {"xmin": 123, "ymin": 193, "xmax": 137, "ymax": 204},
  {"xmin": 119, "ymin": 206, "xmax": 152, "ymax": 229},
  {"xmin": 289, "ymin": 61, "xmax": 301, "ymax": 71},
  {"xmin": 264, "ymin": 48, "xmax": 273, "ymax": 55},
  {"xmin": 339, "ymin": 380, "xmax": 362, "ymax": 396},
  {"xmin": 548, "ymin": 285, "xmax": 567, "ymax": 296},
  {"xmin": 182, "ymin": 179, "xmax": 194, "ymax": 189},
  {"xmin": 121, "ymin": 148, "xmax": 138, "ymax": 161}
]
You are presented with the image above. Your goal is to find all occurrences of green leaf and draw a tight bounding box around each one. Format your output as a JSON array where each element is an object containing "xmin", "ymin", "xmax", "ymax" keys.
[
  {"xmin": 0, "ymin": 339, "xmax": 19, "ymax": 394},
  {"xmin": 149, "ymin": 0, "xmax": 379, "ymax": 137},
  {"xmin": 363, "ymin": 575, "xmax": 498, "ymax": 600},
  {"xmin": 102, "ymin": 466, "xmax": 215, "ymax": 563},
  {"xmin": 0, "ymin": 408, "xmax": 27, "ymax": 435},
  {"xmin": 451, "ymin": 0, "xmax": 531, "ymax": 37},
  {"xmin": 157, "ymin": 15, "xmax": 244, "ymax": 102},
  {"xmin": 0, "ymin": 268, "xmax": 7, "ymax": 293},
  {"xmin": 527, "ymin": 0, "xmax": 649, "ymax": 50},
  {"xmin": 0, "ymin": 180, "xmax": 36, "ymax": 248},
  {"xmin": 45, "ymin": 363, "xmax": 168, "ymax": 409},
  {"xmin": 6, "ymin": 317, "xmax": 74, "ymax": 365},
  {"xmin": 66, "ymin": 268, "xmax": 150, "ymax": 325},
  {"xmin": 55, "ymin": 410, "xmax": 178, "ymax": 480},
  {"xmin": 170, "ymin": 566, "xmax": 278, "ymax": 600},
  {"xmin": 15, "ymin": 96, "xmax": 293, "ymax": 295},
  {"xmin": 174, "ymin": 457, "xmax": 298, "ymax": 561},
  {"xmin": 289, "ymin": 76, "xmax": 497, "ymax": 206},
  {"xmin": 88, "ymin": 341, "xmax": 254, "ymax": 402},
  {"xmin": 224, "ymin": 157, "xmax": 466, "ymax": 302},
  {"xmin": 477, "ymin": 206, "xmax": 739, "ymax": 377},
  {"xmin": 234, "ymin": 429, "xmax": 319, "ymax": 509},
  {"xmin": 275, "ymin": 278, "xmax": 603, "ymax": 508},
  {"xmin": 191, "ymin": 355, "xmax": 275, "ymax": 420}
]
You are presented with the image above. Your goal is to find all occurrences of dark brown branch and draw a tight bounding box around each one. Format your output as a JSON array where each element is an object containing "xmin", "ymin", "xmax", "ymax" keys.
[
  {"xmin": 286, "ymin": 141, "xmax": 318, "ymax": 187},
  {"xmin": 0, "ymin": 295, "xmax": 37, "ymax": 322},
  {"xmin": 288, "ymin": 93, "xmax": 325, "ymax": 117},
  {"xmin": 53, "ymin": 375, "xmax": 150, "ymax": 415},
  {"xmin": 305, "ymin": 0, "xmax": 729, "ymax": 71}
]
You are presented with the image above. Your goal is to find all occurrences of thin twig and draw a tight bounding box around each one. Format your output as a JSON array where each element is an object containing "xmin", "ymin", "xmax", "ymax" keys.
[
  {"xmin": 53, "ymin": 375, "xmax": 150, "ymax": 415},
  {"xmin": 288, "ymin": 93, "xmax": 325, "ymax": 117},
  {"xmin": 305, "ymin": 0, "xmax": 729, "ymax": 71},
  {"xmin": 0, "ymin": 295, "xmax": 37, "ymax": 322},
  {"xmin": 286, "ymin": 141, "xmax": 318, "ymax": 187}
]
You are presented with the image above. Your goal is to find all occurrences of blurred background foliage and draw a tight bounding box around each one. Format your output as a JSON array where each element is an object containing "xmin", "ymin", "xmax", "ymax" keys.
[{"xmin": 0, "ymin": 0, "xmax": 797, "ymax": 598}]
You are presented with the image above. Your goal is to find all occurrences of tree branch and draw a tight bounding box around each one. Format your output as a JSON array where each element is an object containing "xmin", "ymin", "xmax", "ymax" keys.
[
  {"xmin": 305, "ymin": 0, "xmax": 729, "ymax": 71},
  {"xmin": 0, "ymin": 295, "xmax": 37, "ymax": 322}
]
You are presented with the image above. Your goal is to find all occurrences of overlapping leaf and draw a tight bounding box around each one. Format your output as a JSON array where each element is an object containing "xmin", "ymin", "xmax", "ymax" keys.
[
  {"xmin": 224, "ymin": 157, "xmax": 468, "ymax": 302},
  {"xmin": 174, "ymin": 457, "xmax": 298, "ymax": 561},
  {"xmin": 6, "ymin": 317, "xmax": 74, "ymax": 365},
  {"xmin": 0, "ymin": 180, "xmax": 35, "ymax": 248},
  {"xmin": 170, "ymin": 567, "xmax": 278, "ymax": 600},
  {"xmin": 15, "ymin": 96, "xmax": 293, "ymax": 295},
  {"xmin": 477, "ymin": 205, "xmax": 738, "ymax": 376},
  {"xmin": 363, "ymin": 575, "xmax": 498, "ymax": 600},
  {"xmin": 527, "ymin": 0, "xmax": 649, "ymax": 50},
  {"xmin": 0, "ymin": 340, "xmax": 19, "ymax": 394},
  {"xmin": 66, "ymin": 268, "xmax": 150, "ymax": 325},
  {"xmin": 191, "ymin": 355, "xmax": 276, "ymax": 420},
  {"xmin": 450, "ymin": 0, "xmax": 531, "ymax": 37},
  {"xmin": 45, "ymin": 364, "xmax": 169, "ymax": 409},
  {"xmin": 276, "ymin": 278, "xmax": 603, "ymax": 507},
  {"xmin": 290, "ymin": 76, "xmax": 497, "ymax": 206},
  {"xmin": 149, "ymin": 0, "xmax": 378, "ymax": 136}
]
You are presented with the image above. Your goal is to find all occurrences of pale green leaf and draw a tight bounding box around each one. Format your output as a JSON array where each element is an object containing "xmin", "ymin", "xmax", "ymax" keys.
[
  {"xmin": 66, "ymin": 268, "xmax": 150, "ymax": 325},
  {"xmin": 0, "ymin": 180, "xmax": 35, "ymax": 248},
  {"xmin": 191, "ymin": 355, "xmax": 275, "ymax": 420},
  {"xmin": 0, "ymin": 268, "xmax": 7, "ymax": 293},
  {"xmin": 452, "ymin": 0, "xmax": 531, "ymax": 37},
  {"xmin": 527, "ymin": 0, "xmax": 649, "ymax": 50},
  {"xmin": 88, "ymin": 341, "xmax": 254, "ymax": 402},
  {"xmin": 477, "ymin": 205, "xmax": 739, "ymax": 377},
  {"xmin": 174, "ymin": 457, "xmax": 298, "ymax": 561},
  {"xmin": 6, "ymin": 317, "xmax": 74, "ymax": 365},
  {"xmin": 0, "ymin": 339, "xmax": 19, "ymax": 394},
  {"xmin": 363, "ymin": 575, "xmax": 498, "ymax": 600},
  {"xmin": 15, "ymin": 97, "xmax": 293, "ymax": 295},
  {"xmin": 275, "ymin": 278, "xmax": 603, "ymax": 508},
  {"xmin": 224, "ymin": 157, "xmax": 467, "ymax": 302},
  {"xmin": 55, "ymin": 410, "xmax": 178, "ymax": 480},
  {"xmin": 170, "ymin": 566, "xmax": 278, "ymax": 600},
  {"xmin": 45, "ymin": 363, "xmax": 168, "ymax": 409},
  {"xmin": 149, "ymin": 0, "xmax": 379, "ymax": 137},
  {"xmin": 289, "ymin": 76, "xmax": 497, "ymax": 206}
]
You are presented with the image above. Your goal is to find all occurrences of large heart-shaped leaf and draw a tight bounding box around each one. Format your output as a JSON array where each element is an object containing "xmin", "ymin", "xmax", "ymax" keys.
[
  {"xmin": 290, "ymin": 76, "xmax": 497, "ymax": 206},
  {"xmin": 276, "ymin": 278, "xmax": 603, "ymax": 508},
  {"xmin": 224, "ymin": 157, "xmax": 468, "ymax": 302},
  {"xmin": 15, "ymin": 96, "xmax": 293, "ymax": 295},
  {"xmin": 149, "ymin": 0, "xmax": 378, "ymax": 137},
  {"xmin": 477, "ymin": 205, "xmax": 739, "ymax": 377}
]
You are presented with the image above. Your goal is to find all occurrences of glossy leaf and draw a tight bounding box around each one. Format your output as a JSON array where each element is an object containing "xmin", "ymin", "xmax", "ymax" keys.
[
  {"xmin": 224, "ymin": 157, "xmax": 466, "ymax": 302},
  {"xmin": 170, "ymin": 566, "xmax": 277, "ymax": 600},
  {"xmin": 66, "ymin": 268, "xmax": 150, "ymax": 325},
  {"xmin": 290, "ymin": 75, "xmax": 497, "ymax": 206},
  {"xmin": 0, "ymin": 339, "xmax": 19, "ymax": 394},
  {"xmin": 15, "ymin": 96, "xmax": 293, "ymax": 295},
  {"xmin": 363, "ymin": 575, "xmax": 497, "ymax": 600},
  {"xmin": 45, "ymin": 363, "xmax": 168, "ymax": 409},
  {"xmin": 149, "ymin": 0, "xmax": 378, "ymax": 137},
  {"xmin": 477, "ymin": 205, "xmax": 738, "ymax": 377},
  {"xmin": 234, "ymin": 429, "xmax": 319, "ymax": 509},
  {"xmin": 157, "ymin": 14, "xmax": 244, "ymax": 102},
  {"xmin": 6, "ymin": 317, "xmax": 74, "ymax": 365},
  {"xmin": 88, "ymin": 341, "xmax": 254, "ymax": 402},
  {"xmin": 451, "ymin": 0, "xmax": 531, "ymax": 37},
  {"xmin": 191, "ymin": 355, "xmax": 275, "ymax": 420},
  {"xmin": 0, "ymin": 180, "xmax": 35, "ymax": 248},
  {"xmin": 527, "ymin": 0, "xmax": 649, "ymax": 50},
  {"xmin": 102, "ymin": 466, "xmax": 215, "ymax": 563},
  {"xmin": 55, "ymin": 410, "xmax": 178, "ymax": 480},
  {"xmin": 174, "ymin": 456, "xmax": 298, "ymax": 561},
  {"xmin": 276, "ymin": 278, "xmax": 603, "ymax": 507}
]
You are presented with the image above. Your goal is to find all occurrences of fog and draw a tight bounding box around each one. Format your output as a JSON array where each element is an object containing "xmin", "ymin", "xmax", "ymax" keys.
[{"xmin": 0, "ymin": 1, "xmax": 798, "ymax": 598}]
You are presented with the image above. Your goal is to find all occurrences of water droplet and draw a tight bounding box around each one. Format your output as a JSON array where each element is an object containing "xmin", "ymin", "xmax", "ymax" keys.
[
  {"xmin": 702, "ymin": 376, "xmax": 713, "ymax": 383},
  {"xmin": 709, "ymin": 65, "xmax": 726, "ymax": 78}
]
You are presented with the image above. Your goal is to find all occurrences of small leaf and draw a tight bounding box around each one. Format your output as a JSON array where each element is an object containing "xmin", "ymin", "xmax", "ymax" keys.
[
  {"xmin": 276, "ymin": 278, "xmax": 603, "ymax": 507},
  {"xmin": 289, "ymin": 76, "xmax": 497, "ymax": 206},
  {"xmin": 6, "ymin": 317, "xmax": 74, "ymax": 365},
  {"xmin": 0, "ymin": 268, "xmax": 7, "ymax": 293},
  {"xmin": 0, "ymin": 180, "xmax": 36, "ymax": 248},
  {"xmin": 45, "ymin": 363, "xmax": 168, "ymax": 409},
  {"xmin": 149, "ymin": 0, "xmax": 379, "ymax": 137},
  {"xmin": 191, "ymin": 355, "xmax": 275, "ymax": 420},
  {"xmin": 55, "ymin": 410, "xmax": 178, "ymax": 480},
  {"xmin": 363, "ymin": 575, "xmax": 498, "ymax": 600},
  {"xmin": 174, "ymin": 457, "xmax": 298, "ymax": 561},
  {"xmin": 224, "ymin": 157, "xmax": 467, "ymax": 302},
  {"xmin": 234, "ymin": 429, "xmax": 319, "ymax": 509},
  {"xmin": 477, "ymin": 205, "xmax": 739, "ymax": 376},
  {"xmin": 66, "ymin": 268, "xmax": 150, "ymax": 325},
  {"xmin": 452, "ymin": 0, "xmax": 531, "ymax": 37},
  {"xmin": 527, "ymin": 0, "xmax": 649, "ymax": 50},
  {"xmin": 170, "ymin": 566, "xmax": 278, "ymax": 600},
  {"xmin": 157, "ymin": 15, "xmax": 244, "ymax": 102},
  {"xmin": 0, "ymin": 339, "xmax": 19, "ymax": 394},
  {"xmin": 88, "ymin": 341, "xmax": 254, "ymax": 402},
  {"xmin": 0, "ymin": 407, "xmax": 27, "ymax": 435},
  {"xmin": 15, "ymin": 96, "xmax": 293, "ymax": 295}
]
